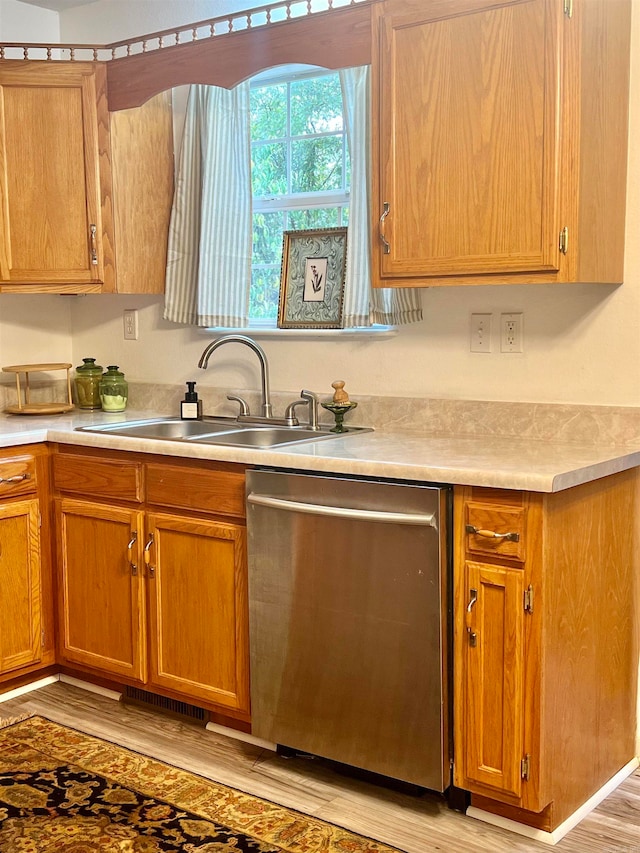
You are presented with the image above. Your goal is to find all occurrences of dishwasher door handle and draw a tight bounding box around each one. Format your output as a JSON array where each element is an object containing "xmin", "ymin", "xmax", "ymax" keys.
[{"xmin": 247, "ymin": 493, "xmax": 437, "ymax": 528}]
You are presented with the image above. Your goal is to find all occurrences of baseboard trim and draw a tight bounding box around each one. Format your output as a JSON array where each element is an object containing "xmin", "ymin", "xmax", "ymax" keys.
[
  {"xmin": 467, "ymin": 756, "xmax": 640, "ymax": 846},
  {"xmin": 0, "ymin": 674, "xmax": 59, "ymax": 703},
  {"xmin": 59, "ymin": 673, "xmax": 122, "ymax": 701},
  {"xmin": 206, "ymin": 721, "xmax": 275, "ymax": 751}
]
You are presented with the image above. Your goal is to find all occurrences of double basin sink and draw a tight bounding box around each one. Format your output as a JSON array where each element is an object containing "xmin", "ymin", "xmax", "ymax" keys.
[{"xmin": 76, "ymin": 416, "xmax": 370, "ymax": 448}]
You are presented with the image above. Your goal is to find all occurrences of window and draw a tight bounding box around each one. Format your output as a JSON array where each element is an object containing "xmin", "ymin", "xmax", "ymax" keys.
[{"xmin": 249, "ymin": 69, "xmax": 350, "ymax": 321}]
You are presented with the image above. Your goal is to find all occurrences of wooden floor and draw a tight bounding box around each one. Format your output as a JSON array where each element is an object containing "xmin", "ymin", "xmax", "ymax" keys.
[{"xmin": 0, "ymin": 681, "xmax": 638, "ymax": 852}]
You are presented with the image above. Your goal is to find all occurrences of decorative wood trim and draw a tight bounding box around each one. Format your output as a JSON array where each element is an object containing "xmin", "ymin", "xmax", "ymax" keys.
[{"xmin": 0, "ymin": 0, "xmax": 378, "ymax": 111}]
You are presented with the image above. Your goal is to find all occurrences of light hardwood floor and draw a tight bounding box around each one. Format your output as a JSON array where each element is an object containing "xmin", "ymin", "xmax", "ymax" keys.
[{"xmin": 0, "ymin": 681, "xmax": 638, "ymax": 853}]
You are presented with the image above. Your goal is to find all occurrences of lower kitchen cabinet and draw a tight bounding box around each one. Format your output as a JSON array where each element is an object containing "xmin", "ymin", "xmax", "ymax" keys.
[
  {"xmin": 56, "ymin": 498, "xmax": 146, "ymax": 682},
  {"xmin": 146, "ymin": 512, "xmax": 248, "ymax": 711},
  {"xmin": 0, "ymin": 445, "xmax": 54, "ymax": 681},
  {"xmin": 461, "ymin": 560, "xmax": 525, "ymax": 799},
  {"xmin": 0, "ymin": 498, "xmax": 43, "ymax": 673},
  {"xmin": 454, "ymin": 470, "xmax": 639, "ymax": 832},
  {"xmin": 52, "ymin": 447, "xmax": 249, "ymax": 717}
]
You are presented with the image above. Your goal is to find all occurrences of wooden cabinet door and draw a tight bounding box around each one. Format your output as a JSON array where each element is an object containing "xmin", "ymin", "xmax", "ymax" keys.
[
  {"xmin": 373, "ymin": 0, "xmax": 561, "ymax": 281},
  {"xmin": 56, "ymin": 498, "xmax": 146, "ymax": 682},
  {"xmin": 0, "ymin": 62, "xmax": 111, "ymax": 288},
  {"xmin": 462, "ymin": 560, "xmax": 525, "ymax": 798},
  {"xmin": 146, "ymin": 512, "xmax": 249, "ymax": 713},
  {"xmin": 0, "ymin": 498, "xmax": 42, "ymax": 674}
]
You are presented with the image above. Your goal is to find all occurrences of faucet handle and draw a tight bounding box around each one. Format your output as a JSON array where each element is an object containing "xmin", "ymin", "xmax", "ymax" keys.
[
  {"xmin": 226, "ymin": 394, "xmax": 250, "ymax": 418},
  {"xmin": 300, "ymin": 389, "xmax": 320, "ymax": 430}
]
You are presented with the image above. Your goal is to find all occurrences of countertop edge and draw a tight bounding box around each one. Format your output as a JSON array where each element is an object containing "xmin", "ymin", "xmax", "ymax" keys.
[{"xmin": 14, "ymin": 417, "xmax": 640, "ymax": 492}]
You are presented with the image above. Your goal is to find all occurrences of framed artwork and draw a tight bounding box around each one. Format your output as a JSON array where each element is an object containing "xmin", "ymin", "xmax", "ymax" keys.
[{"xmin": 277, "ymin": 227, "xmax": 347, "ymax": 329}]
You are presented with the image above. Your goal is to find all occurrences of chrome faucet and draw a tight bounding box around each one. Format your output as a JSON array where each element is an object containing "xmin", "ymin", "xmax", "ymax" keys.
[
  {"xmin": 198, "ymin": 334, "xmax": 274, "ymax": 419},
  {"xmin": 285, "ymin": 390, "xmax": 320, "ymax": 430}
]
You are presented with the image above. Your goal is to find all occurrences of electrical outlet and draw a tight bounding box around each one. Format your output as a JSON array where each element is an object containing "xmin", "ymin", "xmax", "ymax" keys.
[
  {"xmin": 470, "ymin": 313, "xmax": 492, "ymax": 352},
  {"xmin": 501, "ymin": 313, "xmax": 523, "ymax": 353},
  {"xmin": 123, "ymin": 309, "xmax": 138, "ymax": 341}
]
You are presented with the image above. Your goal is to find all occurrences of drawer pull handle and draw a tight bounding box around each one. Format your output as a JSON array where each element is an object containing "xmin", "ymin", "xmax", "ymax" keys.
[
  {"xmin": 465, "ymin": 524, "xmax": 519, "ymax": 543},
  {"xmin": 0, "ymin": 473, "xmax": 30, "ymax": 485},
  {"xmin": 127, "ymin": 531, "xmax": 138, "ymax": 576}
]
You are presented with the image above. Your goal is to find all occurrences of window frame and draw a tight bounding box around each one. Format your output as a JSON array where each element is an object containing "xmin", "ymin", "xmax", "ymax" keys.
[{"xmin": 249, "ymin": 65, "xmax": 351, "ymax": 324}]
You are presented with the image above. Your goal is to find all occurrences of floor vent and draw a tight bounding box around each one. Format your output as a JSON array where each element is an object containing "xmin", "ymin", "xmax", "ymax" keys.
[{"xmin": 123, "ymin": 686, "xmax": 206, "ymax": 722}]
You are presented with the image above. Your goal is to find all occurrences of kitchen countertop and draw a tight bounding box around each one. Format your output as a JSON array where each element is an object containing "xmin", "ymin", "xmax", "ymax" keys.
[{"xmin": 1, "ymin": 408, "xmax": 639, "ymax": 493}]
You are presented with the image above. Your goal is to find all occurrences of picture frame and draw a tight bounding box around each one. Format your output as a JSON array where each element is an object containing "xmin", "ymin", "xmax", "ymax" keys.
[{"xmin": 277, "ymin": 227, "xmax": 347, "ymax": 329}]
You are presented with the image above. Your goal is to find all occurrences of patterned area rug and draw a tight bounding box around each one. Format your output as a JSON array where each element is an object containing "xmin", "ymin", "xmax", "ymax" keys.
[{"xmin": 0, "ymin": 715, "xmax": 400, "ymax": 852}]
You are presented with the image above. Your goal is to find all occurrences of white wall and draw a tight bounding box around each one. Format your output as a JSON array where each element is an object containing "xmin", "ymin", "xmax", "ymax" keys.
[
  {"xmin": 0, "ymin": 0, "xmax": 59, "ymax": 40},
  {"xmin": 55, "ymin": 2, "xmax": 640, "ymax": 405}
]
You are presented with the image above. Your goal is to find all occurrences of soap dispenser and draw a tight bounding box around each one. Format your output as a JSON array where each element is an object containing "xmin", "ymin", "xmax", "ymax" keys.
[{"xmin": 181, "ymin": 382, "xmax": 203, "ymax": 420}]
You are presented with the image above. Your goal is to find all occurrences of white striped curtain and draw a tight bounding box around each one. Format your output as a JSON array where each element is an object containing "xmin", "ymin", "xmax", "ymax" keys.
[
  {"xmin": 163, "ymin": 83, "xmax": 252, "ymax": 327},
  {"xmin": 339, "ymin": 65, "xmax": 423, "ymax": 326}
]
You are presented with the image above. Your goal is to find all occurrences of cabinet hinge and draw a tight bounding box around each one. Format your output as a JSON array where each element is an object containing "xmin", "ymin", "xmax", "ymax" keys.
[
  {"xmin": 524, "ymin": 585, "xmax": 534, "ymax": 613},
  {"xmin": 38, "ymin": 512, "xmax": 42, "ymax": 528},
  {"xmin": 559, "ymin": 226, "xmax": 569, "ymax": 254},
  {"xmin": 563, "ymin": 0, "xmax": 573, "ymax": 18},
  {"xmin": 41, "ymin": 629, "xmax": 45, "ymax": 648},
  {"xmin": 521, "ymin": 754, "xmax": 531, "ymax": 781}
]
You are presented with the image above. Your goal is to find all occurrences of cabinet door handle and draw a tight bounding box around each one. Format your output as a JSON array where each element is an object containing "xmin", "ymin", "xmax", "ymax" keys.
[
  {"xmin": 379, "ymin": 202, "xmax": 391, "ymax": 254},
  {"xmin": 127, "ymin": 531, "xmax": 138, "ymax": 576},
  {"xmin": 465, "ymin": 524, "xmax": 520, "ymax": 543},
  {"xmin": 466, "ymin": 587, "xmax": 478, "ymax": 613},
  {"xmin": 144, "ymin": 533, "xmax": 155, "ymax": 578},
  {"xmin": 466, "ymin": 587, "xmax": 478, "ymax": 647},
  {"xmin": 0, "ymin": 473, "xmax": 30, "ymax": 484},
  {"xmin": 89, "ymin": 224, "xmax": 98, "ymax": 265}
]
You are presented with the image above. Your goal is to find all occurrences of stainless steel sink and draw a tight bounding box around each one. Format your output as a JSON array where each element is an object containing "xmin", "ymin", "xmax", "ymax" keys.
[
  {"xmin": 76, "ymin": 417, "xmax": 369, "ymax": 447},
  {"xmin": 76, "ymin": 417, "xmax": 240, "ymax": 440},
  {"xmin": 189, "ymin": 427, "xmax": 342, "ymax": 448}
]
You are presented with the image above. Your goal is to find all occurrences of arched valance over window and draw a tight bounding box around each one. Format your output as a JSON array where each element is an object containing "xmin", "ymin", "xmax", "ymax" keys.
[{"xmin": 106, "ymin": 1, "xmax": 377, "ymax": 111}]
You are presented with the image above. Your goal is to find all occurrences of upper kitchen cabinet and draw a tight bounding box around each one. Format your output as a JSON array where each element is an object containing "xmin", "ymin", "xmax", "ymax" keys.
[
  {"xmin": 109, "ymin": 91, "xmax": 174, "ymax": 295},
  {"xmin": 0, "ymin": 61, "xmax": 173, "ymax": 294},
  {"xmin": 372, "ymin": 0, "xmax": 632, "ymax": 287},
  {"xmin": 0, "ymin": 62, "xmax": 115, "ymax": 293}
]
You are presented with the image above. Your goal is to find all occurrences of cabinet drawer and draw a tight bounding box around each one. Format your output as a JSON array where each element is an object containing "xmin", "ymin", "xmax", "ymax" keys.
[
  {"xmin": 464, "ymin": 502, "xmax": 525, "ymax": 562},
  {"xmin": 146, "ymin": 463, "xmax": 245, "ymax": 519},
  {"xmin": 53, "ymin": 453, "xmax": 143, "ymax": 502},
  {"xmin": 0, "ymin": 454, "xmax": 36, "ymax": 498}
]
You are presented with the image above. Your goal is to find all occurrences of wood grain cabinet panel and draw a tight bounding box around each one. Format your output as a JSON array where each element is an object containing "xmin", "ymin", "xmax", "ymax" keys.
[
  {"xmin": 464, "ymin": 503, "xmax": 525, "ymax": 562},
  {"xmin": 146, "ymin": 463, "xmax": 245, "ymax": 518},
  {"xmin": 0, "ymin": 498, "xmax": 42, "ymax": 674},
  {"xmin": 454, "ymin": 471, "xmax": 640, "ymax": 832},
  {"xmin": 53, "ymin": 453, "xmax": 143, "ymax": 503},
  {"xmin": 462, "ymin": 560, "xmax": 525, "ymax": 798},
  {"xmin": 53, "ymin": 448, "xmax": 250, "ymax": 717},
  {"xmin": 0, "ymin": 62, "xmax": 114, "ymax": 292},
  {"xmin": 0, "ymin": 445, "xmax": 54, "ymax": 683},
  {"xmin": 0, "ymin": 64, "xmax": 173, "ymax": 295},
  {"xmin": 56, "ymin": 498, "xmax": 147, "ymax": 682},
  {"xmin": 146, "ymin": 512, "xmax": 249, "ymax": 712},
  {"xmin": 372, "ymin": 0, "xmax": 631, "ymax": 287}
]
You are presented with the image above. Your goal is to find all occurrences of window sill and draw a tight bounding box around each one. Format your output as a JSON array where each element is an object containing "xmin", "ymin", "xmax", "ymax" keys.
[{"xmin": 202, "ymin": 325, "xmax": 398, "ymax": 339}]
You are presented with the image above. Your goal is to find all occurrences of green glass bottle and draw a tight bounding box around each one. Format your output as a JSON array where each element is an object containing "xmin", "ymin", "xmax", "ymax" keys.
[
  {"xmin": 99, "ymin": 366, "xmax": 128, "ymax": 412},
  {"xmin": 74, "ymin": 358, "xmax": 103, "ymax": 410}
]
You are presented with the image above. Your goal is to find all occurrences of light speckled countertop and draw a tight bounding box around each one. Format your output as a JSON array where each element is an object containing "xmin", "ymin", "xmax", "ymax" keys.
[{"xmin": 1, "ymin": 409, "xmax": 639, "ymax": 493}]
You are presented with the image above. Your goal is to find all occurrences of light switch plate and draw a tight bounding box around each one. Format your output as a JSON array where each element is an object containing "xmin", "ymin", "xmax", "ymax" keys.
[{"xmin": 470, "ymin": 313, "xmax": 492, "ymax": 352}]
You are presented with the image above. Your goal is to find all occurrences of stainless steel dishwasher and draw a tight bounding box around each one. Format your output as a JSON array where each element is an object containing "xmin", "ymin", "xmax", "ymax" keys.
[{"xmin": 246, "ymin": 469, "xmax": 451, "ymax": 791}]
